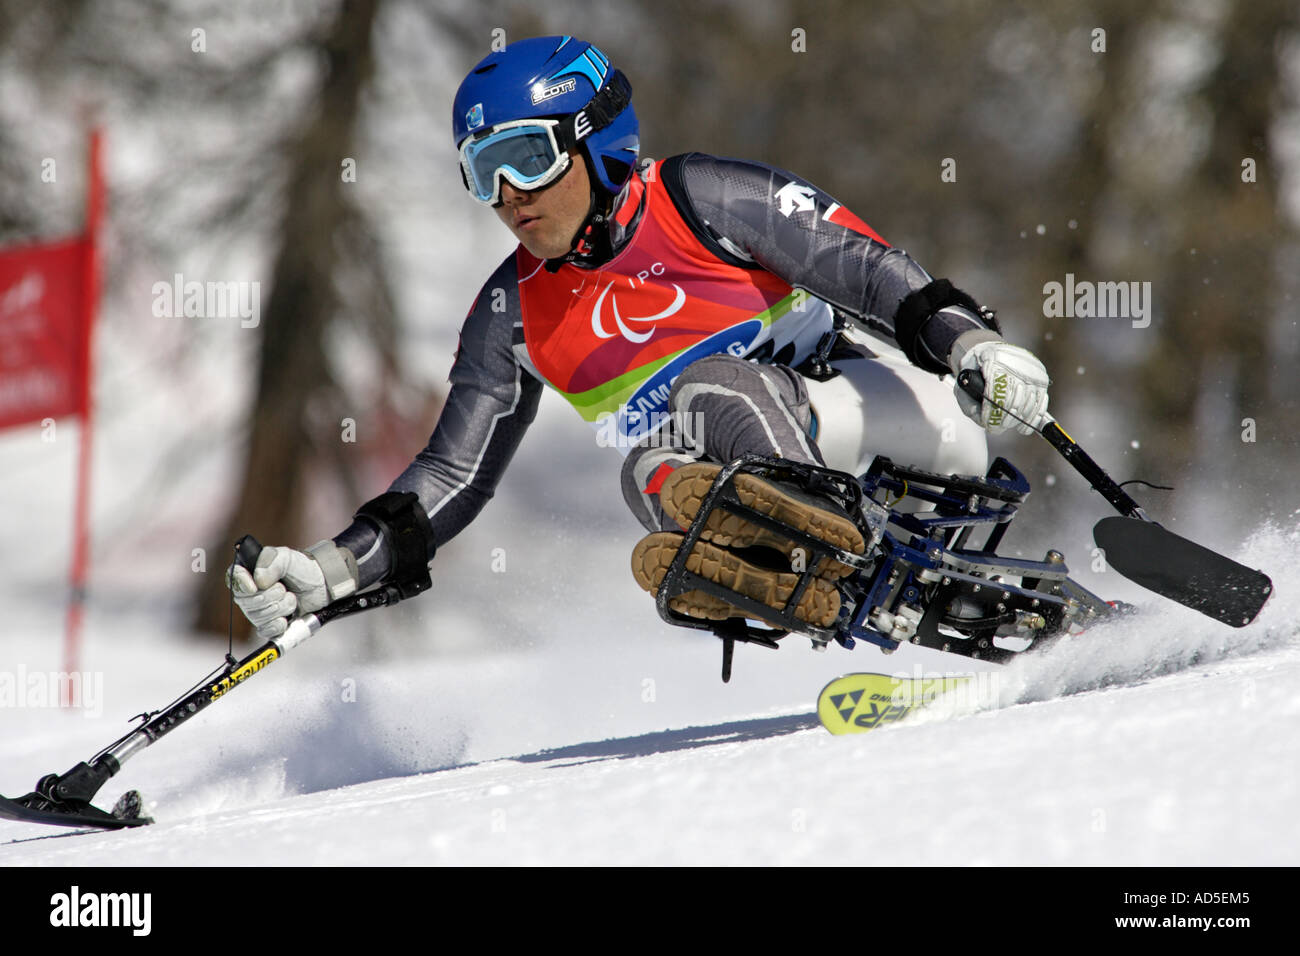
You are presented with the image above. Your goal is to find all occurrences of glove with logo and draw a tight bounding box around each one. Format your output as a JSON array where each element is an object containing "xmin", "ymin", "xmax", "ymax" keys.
[
  {"xmin": 226, "ymin": 542, "xmax": 358, "ymax": 639},
  {"xmin": 948, "ymin": 330, "xmax": 1050, "ymax": 436}
]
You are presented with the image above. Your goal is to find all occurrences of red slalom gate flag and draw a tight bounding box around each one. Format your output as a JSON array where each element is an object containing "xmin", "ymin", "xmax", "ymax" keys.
[
  {"xmin": 0, "ymin": 129, "xmax": 103, "ymax": 705},
  {"xmin": 0, "ymin": 236, "xmax": 92, "ymax": 429}
]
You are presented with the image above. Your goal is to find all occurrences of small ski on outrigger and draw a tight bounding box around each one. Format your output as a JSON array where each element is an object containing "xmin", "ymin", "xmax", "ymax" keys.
[
  {"xmin": 1, "ymin": 507, "xmax": 434, "ymax": 832},
  {"xmin": 651, "ymin": 370, "xmax": 1273, "ymax": 682}
]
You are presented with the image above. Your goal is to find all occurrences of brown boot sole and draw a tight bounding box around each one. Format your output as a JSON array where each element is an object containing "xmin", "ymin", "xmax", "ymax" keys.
[
  {"xmin": 658, "ymin": 463, "xmax": 865, "ymax": 579},
  {"xmin": 631, "ymin": 532, "xmax": 840, "ymax": 628}
]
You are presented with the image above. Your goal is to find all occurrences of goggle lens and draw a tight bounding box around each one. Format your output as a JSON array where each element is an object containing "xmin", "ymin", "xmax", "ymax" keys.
[{"xmin": 461, "ymin": 122, "xmax": 569, "ymax": 205}]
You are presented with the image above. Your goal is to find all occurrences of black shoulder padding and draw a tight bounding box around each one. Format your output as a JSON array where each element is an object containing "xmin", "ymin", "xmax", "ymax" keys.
[
  {"xmin": 893, "ymin": 279, "xmax": 992, "ymax": 374},
  {"xmin": 355, "ymin": 491, "xmax": 435, "ymax": 598},
  {"xmin": 657, "ymin": 153, "xmax": 692, "ymax": 208},
  {"xmin": 658, "ymin": 153, "xmax": 755, "ymax": 268}
]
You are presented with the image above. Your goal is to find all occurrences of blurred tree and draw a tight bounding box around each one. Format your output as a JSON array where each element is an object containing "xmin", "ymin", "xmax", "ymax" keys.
[
  {"xmin": 0, "ymin": 0, "xmax": 89, "ymax": 241},
  {"xmin": 193, "ymin": 0, "xmax": 396, "ymax": 638},
  {"xmin": 0, "ymin": 0, "xmax": 413, "ymax": 638},
  {"xmin": 1132, "ymin": 0, "xmax": 1299, "ymax": 478}
]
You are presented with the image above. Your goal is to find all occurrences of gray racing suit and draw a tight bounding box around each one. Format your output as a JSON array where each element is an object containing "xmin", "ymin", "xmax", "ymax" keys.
[{"xmin": 334, "ymin": 153, "xmax": 997, "ymax": 588}]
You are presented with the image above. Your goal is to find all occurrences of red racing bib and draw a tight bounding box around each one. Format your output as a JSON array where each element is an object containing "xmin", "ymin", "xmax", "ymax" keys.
[{"xmin": 517, "ymin": 160, "xmax": 830, "ymax": 451}]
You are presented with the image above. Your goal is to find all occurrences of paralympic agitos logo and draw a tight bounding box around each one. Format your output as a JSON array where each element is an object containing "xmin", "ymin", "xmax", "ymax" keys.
[{"xmin": 590, "ymin": 270, "xmax": 686, "ymax": 344}]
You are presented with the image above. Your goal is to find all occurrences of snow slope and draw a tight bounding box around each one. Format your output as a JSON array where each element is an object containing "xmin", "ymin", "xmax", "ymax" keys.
[{"xmin": 2, "ymin": 522, "xmax": 1297, "ymax": 867}]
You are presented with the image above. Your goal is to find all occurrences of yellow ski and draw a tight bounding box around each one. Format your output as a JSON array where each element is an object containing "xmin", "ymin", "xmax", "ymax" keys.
[{"xmin": 817, "ymin": 672, "xmax": 975, "ymax": 735}]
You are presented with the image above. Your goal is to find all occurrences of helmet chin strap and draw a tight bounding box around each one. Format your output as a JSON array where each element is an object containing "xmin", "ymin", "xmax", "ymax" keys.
[{"xmin": 545, "ymin": 156, "xmax": 618, "ymax": 272}]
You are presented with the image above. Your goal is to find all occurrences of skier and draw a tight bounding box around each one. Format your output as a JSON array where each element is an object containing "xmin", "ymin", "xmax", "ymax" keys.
[{"xmin": 228, "ymin": 35, "xmax": 1051, "ymax": 635}]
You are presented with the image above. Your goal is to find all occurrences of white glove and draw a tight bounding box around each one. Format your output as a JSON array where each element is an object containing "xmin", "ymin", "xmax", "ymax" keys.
[
  {"xmin": 949, "ymin": 332, "xmax": 1051, "ymax": 436},
  {"xmin": 226, "ymin": 543, "xmax": 357, "ymax": 639}
]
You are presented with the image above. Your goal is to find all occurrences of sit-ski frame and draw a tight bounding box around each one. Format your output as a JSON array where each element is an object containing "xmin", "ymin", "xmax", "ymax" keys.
[{"xmin": 653, "ymin": 454, "xmax": 1111, "ymax": 681}]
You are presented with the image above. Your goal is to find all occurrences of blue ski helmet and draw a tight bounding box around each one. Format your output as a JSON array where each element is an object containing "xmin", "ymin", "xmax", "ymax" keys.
[{"xmin": 452, "ymin": 36, "xmax": 639, "ymax": 199}]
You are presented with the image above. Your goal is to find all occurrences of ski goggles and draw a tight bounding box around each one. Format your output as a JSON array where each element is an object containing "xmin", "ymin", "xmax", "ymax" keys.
[{"xmin": 459, "ymin": 119, "xmax": 572, "ymax": 206}]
